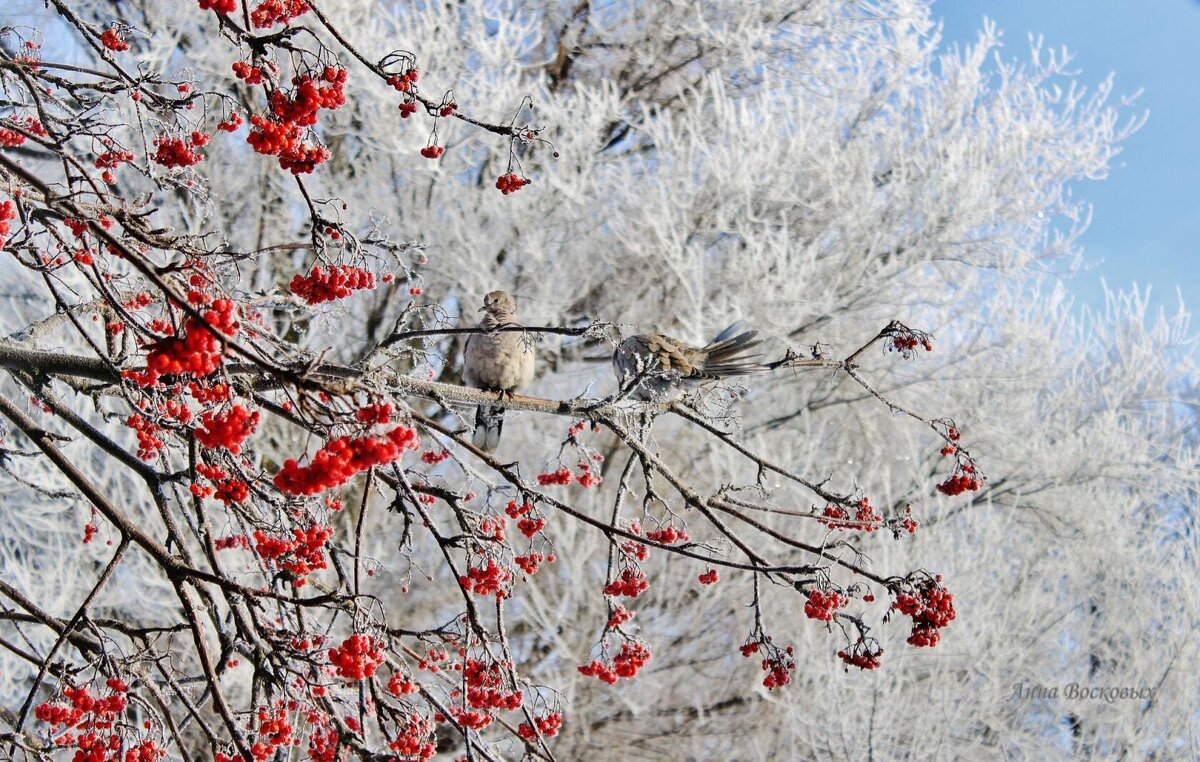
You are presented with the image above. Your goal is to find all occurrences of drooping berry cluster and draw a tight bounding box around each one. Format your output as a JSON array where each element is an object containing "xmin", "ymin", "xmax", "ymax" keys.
[
  {"xmin": 577, "ymin": 640, "xmax": 651, "ymax": 684},
  {"xmin": 803, "ymin": 588, "xmax": 848, "ymax": 621},
  {"xmin": 250, "ymin": 0, "xmax": 310, "ymax": 28},
  {"xmin": 198, "ymin": 0, "xmax": 238, "ymax": 14},
  {"xmin": 388, "ymin": 714, "xmax": 436, "ymax": 759},
  {"xmin": 35, "ymin": 678, "xmax": 164, "ymax": 761},
  {"xmin": 273, "ymin": 426, "xmax": 418, "ymax": 495},
  {"xmin": 245, "ymin": 67, "xmax": 345, "ymax": 174},
  {"xmin": 459, "ymin": 557, "xmax": 513, "ymax": 599},
  {"xmin": 250, "ymin": 704, "xmax": 294, "ymax": 759},
  {"xmin": 603, "ymin": 566, "xmax": 649, "ymax": 598},
  {"xmin": 195, "ymin": 404, "xmax": 260, "ymax": 453},
  {"xmin": 128, "ymin": 298, "xmax": 240, "ymax": 386},
  {"xmin": 536, "ymin": 467, "xmax": 573, "ymax": 486},
  {"xmin": 892, "ymin": 576, "xmax": 956, "ymax": 647},
  {"xmin": 819, "ymin": 497, "xmax": 883, "ymax": 531},
  {"xmin": 99, "ymin": 27, "xmax": 130, "ymax": 51},
  {"xmin": 289, "ymin": 265, "xmax": 377, "ymax": 304},
  {"xmin": 253, "ymin": 523, "xmax": 333, "ymax": 585},
  {"xmin": 936, "ymin": 464, "xmax": 984, "ymax": 496},
  {"xmin": 645, "ymin": 525, "xmax": 689, "ymax": 544},
  {"xmin": 838, "ymin": 638, "xmax": 884, "ymax": 670},
  {"xmin": 0, "ymin": 199, "xmax": 15, "ymax": 250},
  {"xmin": 495, "ymin": 173, "xmax": 528, "ymax": 195},
  {"xmin": 739, "ymin": 635, "xmax": 795, "ymax": 690},
  {"xmin": 152, "ymin": 132, "xmax": 208, "ymax": 169},
  {"xmin": 885, "ymin": 323, "xmax": 933, "ymax": 358},
  {"xmin": 517, "ymin": 711, "xmax": 564, "ymax": 740},
  {"xmin": 0, "ymin": 116, "xmax": 46, "ymax": 147},
  {"xmin": 328, "ymin": 634, "xmax": 385, "ymax": 679},
  {"xmin": 463, "ymin": 657, "xmax": 522, "ymax": 711}
]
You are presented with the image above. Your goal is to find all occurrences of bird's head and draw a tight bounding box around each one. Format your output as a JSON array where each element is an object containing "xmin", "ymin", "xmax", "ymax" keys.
[{"xmin": 480, "ymin": 290, "xmax": 517, "ymax": 317}]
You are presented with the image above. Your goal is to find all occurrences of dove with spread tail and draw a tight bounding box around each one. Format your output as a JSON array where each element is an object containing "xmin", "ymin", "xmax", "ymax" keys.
[
  {"xmin": 462, "ymin": 291, "xmax": 536, "ymax": 451},
  {"xmin": 613, "ymin": 321, "xmax": 767, "ymax": 402}
]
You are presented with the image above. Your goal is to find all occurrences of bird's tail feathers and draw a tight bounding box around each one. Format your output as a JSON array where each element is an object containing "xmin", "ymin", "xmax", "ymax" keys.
[
  {"xmin": 473, "ymin": 405, "xmax": 506, "ymax": 452},
  {"xmin": 702, "ymin": 321, "xmax": 767, "ymax": 377}
]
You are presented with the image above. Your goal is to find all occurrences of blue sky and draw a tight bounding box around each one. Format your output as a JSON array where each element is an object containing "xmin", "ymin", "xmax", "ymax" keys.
[{"xmin": 936, "ymin": 1, "xmax": 1200, "ymax": 316}]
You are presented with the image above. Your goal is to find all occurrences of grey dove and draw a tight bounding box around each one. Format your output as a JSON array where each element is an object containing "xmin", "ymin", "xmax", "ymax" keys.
[
  {"xmin": 462, "ymin": 291, "xmax": 536, "ymax": 451},
  {"xmin": 613, "ymin": 321, "xmax": 766, "ymax": 402}
]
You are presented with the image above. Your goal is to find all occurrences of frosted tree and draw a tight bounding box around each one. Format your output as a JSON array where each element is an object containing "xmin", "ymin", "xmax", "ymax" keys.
[{"xmin": 0, "ymin": 0, "xmax": 1196, "ymax": 760}]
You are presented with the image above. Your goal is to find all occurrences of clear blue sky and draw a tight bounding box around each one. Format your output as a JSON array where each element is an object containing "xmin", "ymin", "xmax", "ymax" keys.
[{"xmin": 936, "ymin": 1, "xmax": 1200, "ymax": 316}]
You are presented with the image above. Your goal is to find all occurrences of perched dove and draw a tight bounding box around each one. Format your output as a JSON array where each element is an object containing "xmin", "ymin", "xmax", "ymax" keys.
[
  {"xmin": 613, "ymin": 321, "xmax": 767, "ymax": 402},
  {"xmin": 462, "ymin": 290, "xmax": 536, "ymax": 451}
]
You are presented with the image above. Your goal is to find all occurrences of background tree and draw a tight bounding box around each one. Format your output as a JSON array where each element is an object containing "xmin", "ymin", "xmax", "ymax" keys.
[{"xmin": 1, "ymin": 1, "xmax": 1197, "ymax": 760}]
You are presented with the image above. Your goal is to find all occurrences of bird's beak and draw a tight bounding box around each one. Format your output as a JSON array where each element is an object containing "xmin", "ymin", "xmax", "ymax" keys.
[{"xmin": 479, "ymin": 306, "xmax": 487, "ymax": 313}]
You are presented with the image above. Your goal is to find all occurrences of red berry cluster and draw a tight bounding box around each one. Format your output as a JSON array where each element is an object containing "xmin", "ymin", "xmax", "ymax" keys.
[
  {"xmin": 420, "ymin": 447, "xmax": 450, "ymax": 464},
  {"xmin": 578, "ymin": 641, "xmax": 651, "ymax": 684},
  {"xmin": 504, "ymin": 499, "xmax": 533, "ymax": 518},
  {"xmin": 129, "ymin": 299, "xmax": 239, "ymax": 386},
  {"xmin": 804, "ymin": 589, "xmax": 847, "ymax": 622},
  {"xmin": 819, "ymin": 497, "xmax": 883, "ymax": 531},
  {"xmin": 885, "ymin": 324, "xmax": 933, "ymax": 358},
  {"xmin": 198, "ymin": 0, "xmax": 237, "ymax": 14},
  {"xmin": 35, "ymin": 679, "xmax": 164, "ymax": 761},
  {"xmin": 247, "ymin": 114, "xmax": 330, "ymax": 174},
  {"xmin": 697, "ymin": 569, "xmax": 719, "ymax": 585},
  {"xmin": 536, "ymin": 467, "xmax": 572, "ymax": 486},
  {"xmin": 442, "ymin": 705, "xmax": 492, "ymax": 730},
  {"xmin": 892, "ymin": 577, "xmax": 956, "ymax": 648},
  {"xmin": 126, "ymin": 413, "xmax": 164, "ymax": 460},
  {"xmin": 517, "ymin": 711, "xmax": 563, "ymax": 740},
  {"xmin": 459, "ymin": 557, "xmax": 512, "ymax": 598},
  {"xmin": 495, "ymin": 173, "xmax": 528, "ymax": 195},
  {"xmin": 250, "ymin": 0, "xmax": 310, "ymax": 28},
  {"xmin": 0, "ymin": 116, "xmax": 45, "ymax": 147},
  {"xmin": 244, "ymin": 67, "xmax": 343, "ymax": 174},
  {"xmin": 217, "ymin": 111, "xmax": 243, "ymax": 132},
  {"xmin": 517, "ymin": 515, "xmax": 546, "ymax": 538},
  {"xmin": 388, "ymin": 714, "xmax": 436, "ymax": 759},
  {"xmin": 355, "ymin": 402, "xmax": 393, "ymax": 424},
  {"xmin": 739, "ymin": 636, "xmax": 795, "ymax": 689},
  {"xmin": 253, "ymin": 523, "xmax": 333, "ymax": 585},
  {"xmin": 250, "ymin": 704, "xmax": 294, "ymax": 760},
  {"xmin": 195, "ymin": 404, "xmax": 260, "ymax": 453},
  {"xmin": 419, "ymin": 144, "xmax": 444, "ymax": 159},
  {"xmin": 837, "ymin": 639, "xmax": 883, "ymax": 670},
  {"xmin": 603, "ymin": 567, "xmax": 648, "ymax": 598},
  {"xmin": 232, "ymin": 60, "xmax": 265, "ymax": 85},
  {"xmin": 0, "ymin": 199, "xmax": 15, "ymax": 250},
  {"xmin": 463, "ymin": 657, "xmax": 522, "ymax": 711},
  {"xmin": 214, "ymin": 478, "xmax": 250, "ymax": 504},
  {"xmin": 100, "ymin": 27, "xmax": 129, "ymax": 51},
  {"xmin": 289, "ymin": 265, "xmax": 377, "ymax": 304},
  {"xmin": 514, "ymin": 553, "xmax": 546, "ymax": 574},
  {"xmin": 273, "ymin": 425, "xmax": 418, "ymax": 495},
  {"xmin": 386, "ymin": 68, "xmax": 419, "ymax": 93},
  {"xmin": 645, "ymin": 525, "xmax": 688, "ymax": 544},
  {"xmin": 606, "ymin": 603, "xmax": 634, "ymax": 629},
  {"xmin": 215, "ymin": 534, "xmax": 250, "ymax": 550},
  {"xmin": 269, "ymin": 68, "xmax": 346, "ymax": 126},
  {"xmin": 328, "ymin": 634, "xmax": 385, "ymax": 679},
  {"xmin": 386, "ymin": 671, "xmax": 419, "ymax": 696},
  {"xmin": 152, "ymin": 132, "xmax": 208, "ymax": 169},
  {"xmin": 95, "ymin": 144, "xmax": 135, "ymax": 184},
  {"xmin": 936, "ymin": 463, "xmax": 984, "ymax": 496}
]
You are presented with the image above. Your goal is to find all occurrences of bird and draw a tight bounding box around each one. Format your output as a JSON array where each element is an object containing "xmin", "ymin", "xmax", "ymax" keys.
[
  {"xmin": 613, "ymin": 321, "xmax": 767, "ymax": 402},
  {"xmin": 462, "ymin": 290, "xmax": 536, "ymax": 451}
]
